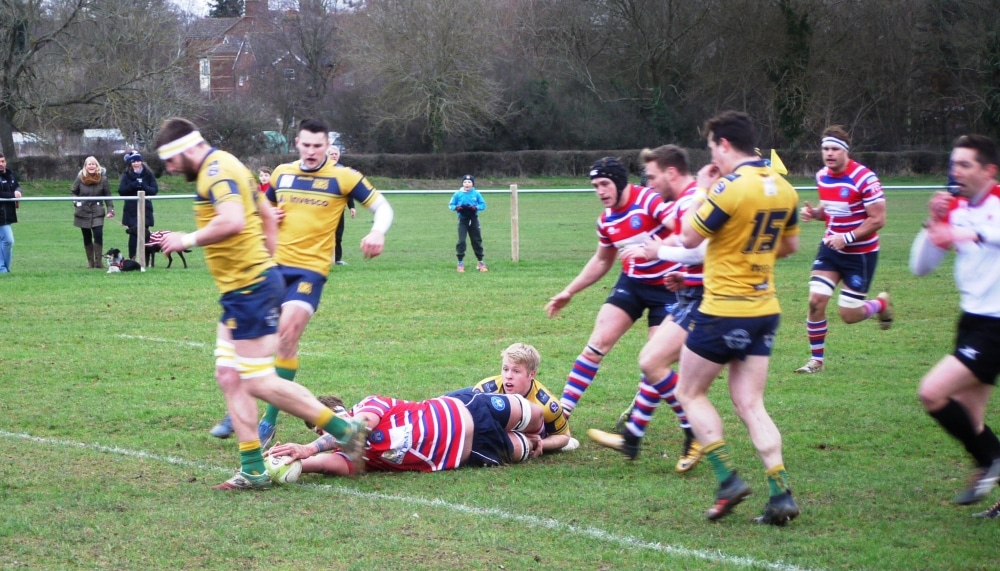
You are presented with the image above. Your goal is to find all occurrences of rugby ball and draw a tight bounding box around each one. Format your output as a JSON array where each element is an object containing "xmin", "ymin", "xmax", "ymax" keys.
[{"xmin": 265, "ymin": 455, "xmax": 302, "ymax": 484}]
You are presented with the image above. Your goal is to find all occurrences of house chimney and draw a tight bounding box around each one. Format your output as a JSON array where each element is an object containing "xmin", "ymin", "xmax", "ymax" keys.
[{"xmin": 245, "ymin": 0, "xmax": 266, "ymax": 17}]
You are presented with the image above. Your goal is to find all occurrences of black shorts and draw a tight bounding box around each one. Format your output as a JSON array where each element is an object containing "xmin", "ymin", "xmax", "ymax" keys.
[
  {"xmin": 605, "ymin": 273, "xmax": 676, "ymax": 328},
  {"xmin": 953, "ymin": 312, "xmax": 1000, "ymax": 386},
  {"xmin": 812, "ymin": 244, "xmax": 879, "ymax": 294},
  {"xmin": 447, "ymin": 389, "xmax": 515, "ymax": 467}
]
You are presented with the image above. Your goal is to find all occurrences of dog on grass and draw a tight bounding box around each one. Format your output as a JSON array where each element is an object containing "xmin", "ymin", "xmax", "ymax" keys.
[
  {"xmin": 105, "ymin": 248, "xmax": 143, "ymax": 273},
  {"xmin": 145, "ymin": 230, "xmax": 191, "ymax": 269}
]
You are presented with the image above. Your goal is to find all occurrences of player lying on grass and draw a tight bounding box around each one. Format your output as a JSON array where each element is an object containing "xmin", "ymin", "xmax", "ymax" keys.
[
  {"xmin": 448, "ymin": 342, "xmax": 579, "ymax": 455},
  {"xmin": 266, "ymin": 391, "xmax": 544, "ymax": 476}
]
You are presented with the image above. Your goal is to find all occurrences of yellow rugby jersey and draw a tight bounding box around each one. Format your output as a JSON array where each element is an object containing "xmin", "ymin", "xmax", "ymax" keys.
[
  {"xmin": 268, "ymin": 159, "xmax": 381, "ymax": 276},
  {"xmin": 473, "ymin": 375, "xmax": 569, "ymax": 436},
  {"xmin": 193, "ymin": 149, "xmax": 275, "ymax": 293},
  {"xmin": 690, "ymin": 160, "xmax": 800, "ymax": 317}
]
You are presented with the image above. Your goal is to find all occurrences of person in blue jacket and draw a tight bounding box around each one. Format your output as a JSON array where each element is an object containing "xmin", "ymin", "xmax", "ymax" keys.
[{"xmin": 449, "ymin": 174, "xmax": 487, "ymax": 273}]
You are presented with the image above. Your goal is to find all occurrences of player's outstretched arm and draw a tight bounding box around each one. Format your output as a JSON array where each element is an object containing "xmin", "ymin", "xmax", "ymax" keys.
[
  {"xmin": 546, "ymin": 247, "xmax": 617, "ymax": 317},
  {"xmin": 540, "ymin": 432, "xmax": 571, "ymax": 452}
]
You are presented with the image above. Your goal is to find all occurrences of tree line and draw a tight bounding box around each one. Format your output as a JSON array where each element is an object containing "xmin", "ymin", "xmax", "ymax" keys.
[{"xmin": 2, "ymin": 0, "xmax": 999, "ymax": 160}]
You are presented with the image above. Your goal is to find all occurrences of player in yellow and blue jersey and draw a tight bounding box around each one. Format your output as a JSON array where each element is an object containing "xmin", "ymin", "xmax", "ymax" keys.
[
  {"xmin": 454, "ymin": 343, "xmax": 577, "ymax": 454},
  {"xmin": 154, "ymin": 117, "xmax": 369, "ymax": 490},
  {"xmin": 674, "ymin": 111, "xmax": 802, "ymax": 525},
  {"xmin": 248, "ymin": 119, "xmax": 392, "ymax": 449}
]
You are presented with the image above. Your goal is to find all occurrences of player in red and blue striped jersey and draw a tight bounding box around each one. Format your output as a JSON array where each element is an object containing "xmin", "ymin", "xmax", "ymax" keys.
[
  {"xmin": 588, "ymin": 145, "xmax": 705, "ymax": 469},
  {"xmin": 266, "ymin": 392, "xmax": 544, "ymax": 476},
  {"xmin": 795, "ymin": 126, "xmax": 893, "ymax": 374},
  {"xmin": 545, "ymin": 157, "xmax": 679, "ymax": 418}
]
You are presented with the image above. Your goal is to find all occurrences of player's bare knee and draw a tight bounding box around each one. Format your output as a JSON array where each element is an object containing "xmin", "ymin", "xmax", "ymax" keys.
[
  {"xmin": 837, "ymin": 290, "xmax": 866, "ymax": 322},
  {"xmin": 215, "ymin": 367, "xmax": 240, "ymax": 391},
  {"xmin": 214, "ymin": 339, "xmax": 238, "ymax": 387},
  {"xmin": 917, "ymin": 385, "xmax": 946, "ymax": 411},
  {"xmin": 838, "ymin": 306, "xmax": 864, "ymax": 324},
  {"xmin": 674, "ymin": 384, "xmax": 697, "ymax": 405},
  {"xmin": 638, "ymin": 347, "xmax": 669, "ymax": 378},
  {"xmin": 234, "ymin": 356, "xmax": 277, "ymax": 398},
  {"xmin": 807, "ymin": 297, "xmax": 828, "ymax": 315},
  {"xmin": 731, "ymin": 398, "xmax": 764, "ymax": 423},
  {"xmin": 808, "ymin": 277, "xmax": 835, "ymax": 314}
]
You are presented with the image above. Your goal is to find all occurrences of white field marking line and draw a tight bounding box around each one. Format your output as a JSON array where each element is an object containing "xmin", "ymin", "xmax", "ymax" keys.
[
  {"xmin": 118, "ymin": 334, "xmax": 208, "ymax": 348},
  {"xmin": 0, "ymin": 430, "xmax": 817, "ymax": 571},
  {"xmin": 116, "ymin": 334, "xmax": 325, "ymax": 357}
]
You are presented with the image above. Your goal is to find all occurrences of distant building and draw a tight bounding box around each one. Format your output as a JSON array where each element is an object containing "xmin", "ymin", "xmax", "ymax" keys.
[
  {"xmin": 183, "ymin": 0, "xmax": 277, "ymax": 98},
  {"xmin": 12, "ymin": 132, "xmax": 46, "ymax": 157},
  {"xmin": 82, "ymin": 129, "xmax": 128, "ymax": 154}
]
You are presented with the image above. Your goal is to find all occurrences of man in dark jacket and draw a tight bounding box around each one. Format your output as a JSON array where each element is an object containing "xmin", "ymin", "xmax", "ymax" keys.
[
  {"xmin": 0, "ymin": 153, "xmax": 23, "ymax": 273},
  {"xmin": 118, "ymin": 153, "xmax": 159, "ymax": 260}
]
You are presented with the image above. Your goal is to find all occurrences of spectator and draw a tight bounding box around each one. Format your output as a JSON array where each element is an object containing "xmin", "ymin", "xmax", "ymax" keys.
[
  {"xmin": 326, "ymin": 145, "xmax": 356, "ymax": 266},
  {"xmin": 258, "ymin": 167, "xmax": 272, "ymax": 194},
  {"xmin": 118, "ymin": 153, "xmax": 159, "ymax": 261},
  {"xmin": 449, "ymin": 174, "xmax": 487, "ymax": 273},
  {"xmin": 71, "ymin": 156, "xmax": 115, "ymax": 269},
  {"xmin": 0, "ymin": 153, "xmax": 22, "ymax": 273}
]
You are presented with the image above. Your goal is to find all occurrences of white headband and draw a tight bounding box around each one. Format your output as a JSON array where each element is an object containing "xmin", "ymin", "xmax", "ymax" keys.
[
  {"xmin": 157, "ymin": 131, "xmax": 205, "ymax": 160},
  {"xmin": 821, "ymin": 136, "xmax": 849, "ymax": 151}
]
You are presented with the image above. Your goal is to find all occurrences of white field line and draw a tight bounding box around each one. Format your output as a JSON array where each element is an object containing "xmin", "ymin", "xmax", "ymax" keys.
[
  {"xmin": 0, "ymin": 430, "xmax": 817, "ymax": 571},
  {"xmin": 116, "ymin": 334, "xmax": 325, "ymax": 357}
]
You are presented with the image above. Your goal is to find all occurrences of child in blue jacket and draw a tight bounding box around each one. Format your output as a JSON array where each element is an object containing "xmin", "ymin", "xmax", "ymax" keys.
[{"xmin": 448, "ymin": 175, "xmax": 487, "ymax": 272}]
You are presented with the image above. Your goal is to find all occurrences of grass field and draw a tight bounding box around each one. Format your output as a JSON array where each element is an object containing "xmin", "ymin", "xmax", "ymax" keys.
[{"xmin": 2, "ymin": 174, "xmax": 996, "ymax": 570}]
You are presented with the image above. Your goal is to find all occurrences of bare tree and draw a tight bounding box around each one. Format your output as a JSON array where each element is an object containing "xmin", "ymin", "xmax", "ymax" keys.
[
  {"xmin": 345, "ymin": 0, "xmax": 507, "ymax": 153},
  {"xmin": 251, "ymin": 0, "xmax": 348, "ymax": 142},
  {"xmin": 0, "ymin": 0, "xmax": 191, "ymax": 159}
]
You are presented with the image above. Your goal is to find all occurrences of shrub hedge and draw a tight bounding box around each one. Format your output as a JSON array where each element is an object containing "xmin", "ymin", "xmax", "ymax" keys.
[{"xmin": 7, "ymin": 148, "xmax": 950, "ymax": 182}]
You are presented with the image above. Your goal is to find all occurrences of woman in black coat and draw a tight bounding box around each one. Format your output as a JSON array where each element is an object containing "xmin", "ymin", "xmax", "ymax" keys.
[{"xmin": 118, "ymin": 153, "xmax": 159, "ymax": 260}]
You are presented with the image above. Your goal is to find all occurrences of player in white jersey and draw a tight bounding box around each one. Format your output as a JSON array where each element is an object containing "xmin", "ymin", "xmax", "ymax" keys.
[{"xmin": 911, "ymin": 134, "xmax": 1000, "ymax": 515}]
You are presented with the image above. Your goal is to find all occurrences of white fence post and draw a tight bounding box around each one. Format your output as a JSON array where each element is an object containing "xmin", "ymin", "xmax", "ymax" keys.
[
  {"xmin": 137, "ymin": 191, "xmax": 146, "ymax": 267},
  {"xmin": 510, "ymin": 184, "xmax": 519, "ymax": 263}
]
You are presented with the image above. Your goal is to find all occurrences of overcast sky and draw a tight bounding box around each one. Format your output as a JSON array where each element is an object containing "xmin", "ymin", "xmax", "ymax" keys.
[
  {"xmin": 172, "ymin": 0, "xmax": 209, "ymax": 17},
  {"xmin": 170, "ymin": 1, "xmax": 354, "ymax": 18}
]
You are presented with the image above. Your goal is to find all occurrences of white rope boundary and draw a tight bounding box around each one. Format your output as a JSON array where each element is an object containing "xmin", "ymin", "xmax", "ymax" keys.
[{"xmin": 0, "ymin": 429, "xmax": 816, "ymax": 571}]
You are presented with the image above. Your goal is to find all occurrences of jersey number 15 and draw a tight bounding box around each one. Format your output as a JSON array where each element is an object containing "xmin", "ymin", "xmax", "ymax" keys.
[{"xmin": 742, "ymin": 210, "xmax": 789, "ymax": 254}]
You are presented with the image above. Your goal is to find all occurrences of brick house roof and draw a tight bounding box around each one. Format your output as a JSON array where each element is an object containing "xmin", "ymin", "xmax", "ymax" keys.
[{"xmin": 185, "ymin": 17, "xmax": 240, "ymax": 42}]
